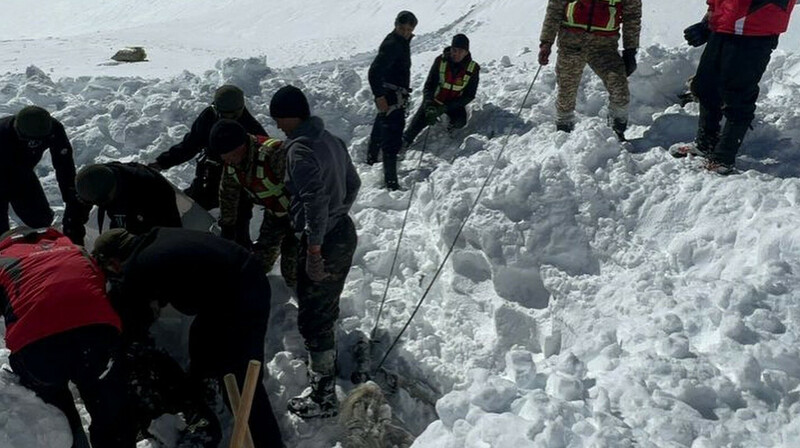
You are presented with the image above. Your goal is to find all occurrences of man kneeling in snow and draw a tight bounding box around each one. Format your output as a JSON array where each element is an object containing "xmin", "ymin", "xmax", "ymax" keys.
[
  {"xmin": 0, "ymin": 227, "xmax": 136, "ymax": 447},
  {"xmin": 402, "ymin": 34, "xmax": 480, "ymax": 148},
  {"xmin": 91, "ymin": 227, "xmax": 285, "ymax": 448}
]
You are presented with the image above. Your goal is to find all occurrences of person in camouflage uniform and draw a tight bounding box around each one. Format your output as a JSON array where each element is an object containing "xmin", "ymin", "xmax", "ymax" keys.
[
  {"xmin": 208, "ymin": 119, "xmax": 297, "ymax": 287},
  {"xmin": 538, "ymin": 0, "xmax": 642, "ymax": 140}
]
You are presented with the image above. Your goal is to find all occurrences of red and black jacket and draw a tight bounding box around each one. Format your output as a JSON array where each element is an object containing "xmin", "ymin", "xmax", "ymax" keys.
[
  {"xmin": 0, "ymin": 228, "xmax": 120, "ymax": 352},
  {"xmin": 708, "ymin": 0, "xmax": 795, "ymax": 36}
]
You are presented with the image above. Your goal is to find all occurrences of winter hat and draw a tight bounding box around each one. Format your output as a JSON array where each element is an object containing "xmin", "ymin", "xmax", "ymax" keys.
[
  {"xmin": 92, "ymin": 228, "xmax": 138, "ymax": 264},
  {"xmin": 395, "ymin": 10, "xmax": 418, "ymax": 26},
  {"xmin": 269, "ymin": 85, "xmax": 310, "ymax": 120},
  {"xmin": 213, "ymin": 85, "xmax": 245, "ymax": 113},
  {"xmin": 208, "ymin": 119, "xmax": 249, "ymax": 156},
  {"xmin": 14, "ymin": 106, "xmax": 53, "ymax": 139},
  {"xmin": 76, "ymin": 164, "xmax": 118, "ymax": 206},
  {"xmin": 452, "ymin": 34, "xmax": 470, "ymax": 51}
]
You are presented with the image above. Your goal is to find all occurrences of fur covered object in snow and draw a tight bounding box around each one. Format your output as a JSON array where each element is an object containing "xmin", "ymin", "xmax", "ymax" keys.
[{"xmin": 339, "ymin": 382, "xmax": 415, "ymax": 448}]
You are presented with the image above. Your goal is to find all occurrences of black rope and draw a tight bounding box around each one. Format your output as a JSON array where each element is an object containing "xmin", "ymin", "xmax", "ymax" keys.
[
  {"xmin": 371, "ymin": 127, "xmax": 432, "ymax": 341},
  {"xmin": 376, "ymin": 66, "xmax": 543, "ymax": 370}
]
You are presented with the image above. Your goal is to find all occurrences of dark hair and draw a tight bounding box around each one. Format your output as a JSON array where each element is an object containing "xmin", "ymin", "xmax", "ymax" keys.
[{"xmin": 395, "ymin": 10, "xmax": 418, "ymax": 27}]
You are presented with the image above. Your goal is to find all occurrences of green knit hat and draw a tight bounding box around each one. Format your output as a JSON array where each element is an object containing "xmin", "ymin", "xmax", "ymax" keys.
[
  {"xmin": 14, "ymin": 106, "xmax": 53, "ymax": 139},
  {"xmin": 213, "ymin": 85, "xmax": 245, "ymax": 113},
  {"xmin": 76, "ymin": 164, "xmax": 118, "ymax": 206},
  {"xmin": 92, "ymin": 228, "xmax": 137, "ymax": 264}
]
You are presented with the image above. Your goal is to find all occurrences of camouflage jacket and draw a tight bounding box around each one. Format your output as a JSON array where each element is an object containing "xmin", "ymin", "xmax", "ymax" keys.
[
  {"xmin": 540, "ymin": 0, "xmax": 642, "ymax": 50},
  {"xmin": 219, "ymin": 135, "xmax": 289, "ymax": 227}
]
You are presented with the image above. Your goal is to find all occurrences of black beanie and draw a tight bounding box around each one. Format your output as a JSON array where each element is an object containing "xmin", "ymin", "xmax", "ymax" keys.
[
  {"xmin": 269, "ymin": 85, "xmax": 310, "ymax": 119},
  {"xmin": 15, "ymin": 106, "xmax": 53, "ymax": 139},
  {"xmin": 208, "ymin": 119, "xmax": 249, "ymax": 156},
  {"xmin": 76, "ymin": 164, "xmax": 118, "ymax": 205},
  {"xmin": 395, "ymin": 10, "xmax": 418, "ymax": 26},
  {"xmin": 452, "ymin": 34, "xmax": 470, "ymax": 51},
  {"xmin": 213, "ymin": 85, "xmax": 245, "ymax": 113}
]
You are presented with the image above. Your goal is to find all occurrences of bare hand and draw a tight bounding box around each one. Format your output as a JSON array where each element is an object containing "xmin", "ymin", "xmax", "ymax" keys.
[{"xmin": 375, "ymin": 96, "xmax": 389, "ymax": 113}]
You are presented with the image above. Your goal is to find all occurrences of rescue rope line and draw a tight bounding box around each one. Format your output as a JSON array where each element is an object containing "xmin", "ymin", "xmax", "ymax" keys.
[
  {"xmin": 377, "ymin": 65, "xmax": 543, "ymax": 370},
  {"xmin": 371, "ymin": 127, "xmax": 433, "ymax": 341}
]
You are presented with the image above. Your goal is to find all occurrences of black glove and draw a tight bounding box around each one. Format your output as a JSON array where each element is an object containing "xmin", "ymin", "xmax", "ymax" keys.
[
  {"xmin": 62, "ymin": 201, "xmax": 89, "ymax": 245},
  {"xmin": 424, "ymin": 102, "xmax": 445, "ymax": 126},
  {"xmin": 622, "ymin": 49, "xmax": 637, "ymax": 77},
  {"xmin": 684, "ymin": 18, "xmax": 710, "ymax": 47},
  {"xmin": 220, "ymin": 224, "xmax": 236, "ymax": 240},
  {"xmin": 306, "ymin": 248, "xmax": 330, "ymax": 282}
]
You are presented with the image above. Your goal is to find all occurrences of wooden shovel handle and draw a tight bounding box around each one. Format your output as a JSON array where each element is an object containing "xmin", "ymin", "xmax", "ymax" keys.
[{"xmin": 226, "ymin": 360, "xmax": 261, "ymax": 448}]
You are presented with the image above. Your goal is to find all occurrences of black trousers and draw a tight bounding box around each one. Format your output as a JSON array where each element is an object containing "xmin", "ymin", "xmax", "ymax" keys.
[
  {"xmin": 404, "ymin": 104, "xmax": 468, "ymax": 144},
  {"xmin": 368, "ymin": 110, "xmax": 406, "ymax": 183},
  {"xmin": 297, "ymin": 216, "xmax": 357, "ymax": 353},
  {"xmin": 187, "ymin": 263, "xmax": 283, "ymax": 448},
  {"xmin": 691, "ymin": 32, "xmax": 777, "ymax": 164},
  {"xmin": 0, "ymin": 169, "xmax": 54, "ymax": 235},
  {"xmin": 9, "ymin": 325, "xmax": 136, "ymax": 448},
  {"xmin": 185, "ymin": 160, "xmax": 253, "ymax": 246}
]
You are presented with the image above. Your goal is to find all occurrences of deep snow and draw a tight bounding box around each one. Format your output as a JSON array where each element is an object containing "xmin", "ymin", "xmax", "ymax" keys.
[{"xmin": 2, "ymin": 1, "xmax": 800, "ymax": 447}]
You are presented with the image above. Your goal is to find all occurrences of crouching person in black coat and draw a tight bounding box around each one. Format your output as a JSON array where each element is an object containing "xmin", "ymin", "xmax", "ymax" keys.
[{"xmin": 92, "ymin": 227, "xmax": 284, "ymax": 448}]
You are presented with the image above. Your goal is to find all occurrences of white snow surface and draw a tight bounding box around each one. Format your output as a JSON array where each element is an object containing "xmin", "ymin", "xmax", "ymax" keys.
[{"xmin": 2, "ymin": 1, "xmax": 800, "ymax": 447}]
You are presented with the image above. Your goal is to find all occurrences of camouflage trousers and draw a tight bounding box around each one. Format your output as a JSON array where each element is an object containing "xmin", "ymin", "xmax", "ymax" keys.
[
  {"xmin": 555, "ymin": 30, "xmax": 629, "ymax": 126},
  {"xmin": 254, "ymin": 210, "xmax": 299, "ymax": 287}
]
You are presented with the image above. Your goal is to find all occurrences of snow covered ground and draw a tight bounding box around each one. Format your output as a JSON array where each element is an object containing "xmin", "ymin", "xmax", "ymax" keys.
[{"xmin": 2, "ymin": 1, "xmax": 800, "ymax": 447}]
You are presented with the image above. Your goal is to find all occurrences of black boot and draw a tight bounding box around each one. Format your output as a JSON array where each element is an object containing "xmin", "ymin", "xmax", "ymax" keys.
[
  {"xmin": 707, "ymin": 119, "xmax": 750, "ymax": 171},
  {"xmin": 610, "ymin": 117, "xmax": 627, "ymax": 142},
  {"xmin": 383, "ymin": 153, "xmax": 399, "ymax": 191}
]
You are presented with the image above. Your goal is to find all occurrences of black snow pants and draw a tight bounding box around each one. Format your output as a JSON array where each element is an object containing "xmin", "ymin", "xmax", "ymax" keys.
[{"xmin": 0, "ymin": 169, "xmax": 54, "ymax": 235}]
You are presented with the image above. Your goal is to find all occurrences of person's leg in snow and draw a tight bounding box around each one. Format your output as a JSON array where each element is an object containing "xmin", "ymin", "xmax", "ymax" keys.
[{"xmin": 290, "ymin": 216, "xmax": 358, "ymax": 418}]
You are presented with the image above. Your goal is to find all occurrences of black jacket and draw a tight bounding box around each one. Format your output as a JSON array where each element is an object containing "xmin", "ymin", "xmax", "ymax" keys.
[
  {"xmin": 99, "ymin": 162, "xmax": 182, "ymax": 234},
  {"xmin": 423, "ymin": 48, "xmax": 480, "ymax": 110},
  {"xmin": 285, "ymin": 117, "xmax": 360, "ymax": 246},
  {"xmin": 368, "ymin": 31, "xmax": 413, "ymax": 98},
  {"xmin": 0, "ymin": 115, "xmax": 80, "ymax": 205},
  {"xmin": 154, "ymin": 106, "xmax": 267, "ymax": 169},
  {"xmin": 112, "ymin": 228, "xmax": 268, "ymax": 337}
]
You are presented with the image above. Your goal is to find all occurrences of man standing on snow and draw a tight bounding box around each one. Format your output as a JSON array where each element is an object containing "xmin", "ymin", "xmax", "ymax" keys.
[
  {"xmin": 0, "ymin": 227, "xmax": 135, "ymax": 448},
  {"xmin": 91, "ymin": 227, "xmax": 284, "ymax": 448},
  {"xmin": 148, "ymin": 84, "xmax": 266, "ymax": 245},
  {"xmin": 76, "ymin": 161, "xmax": 182, "ymax": 234},
  {"xmin": 402, "ymin": 33, "xmax": 480, "ymax": 147},
  {"xmin": 538, "ymin": 0, "xmax": 642, "ymax": 140},
  {"xmin": 208, "ymin": 119, "xmax": 298, "ymax": 286},
  {"xmin": 0, "ymin": 106, "xmax": 89, "ymax": 244},
  {"xmin": 367, "ymin": 10, "xmax": 417, "ymax": 190},
  {"xmin": 269, "ymin": 85, "xmax": 361, "ymax": 418},
  {"xmin": 671, "ymin": 0, "xmax": 795, "ymax": 174}
]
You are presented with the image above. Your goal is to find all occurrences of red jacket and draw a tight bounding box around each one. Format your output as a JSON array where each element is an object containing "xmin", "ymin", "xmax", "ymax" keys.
[
  {"xmin": 708, "ymin": 0, "xmax": 795, "ymax": 36},
  {"xmin": 0, "ymin": 228, "xmax": 121, "ymax": 352}
]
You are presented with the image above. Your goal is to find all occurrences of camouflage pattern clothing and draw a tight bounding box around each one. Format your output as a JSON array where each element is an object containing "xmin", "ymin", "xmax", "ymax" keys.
[
  {"xmin": 540, "ymin": 0, "xmax": 642, "ymax": 127},
  {"xmin": 219, "ymin": 136, "xmax": 298, "ymax": 286}
]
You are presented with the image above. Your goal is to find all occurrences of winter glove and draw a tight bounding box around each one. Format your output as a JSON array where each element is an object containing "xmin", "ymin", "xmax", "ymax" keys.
[
  {"xmin": 684, "ymin": 18, "xmax": 710, "ymax": 47},
  {"xmin": 220, "ymin": 224, "xmax": 237, "ymax": 240},
  {"xmin": 306, "ymin": 246, "xmax": 330, "ymax": 282},
  {"xmin": 622, "ymin": 49, "xmax": 637, "ymax": 77},
  {"xmin": 424, "ymin": 102, "xmax": 445, "ymax": 126},
  {"xmin": 62, "ymin": 200, "xmax": 90, "ymax": 245},
  {"xmin": 538, "ymin": 42, "xmax": 552, "ymax": 66}
]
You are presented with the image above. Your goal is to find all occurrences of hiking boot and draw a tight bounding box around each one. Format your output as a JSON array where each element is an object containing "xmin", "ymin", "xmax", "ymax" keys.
[
  {"xmin": 703, "ymin": 159, "xmax": 737, "ymax": 175},
  {"xmin": 556, "ymin": 122, "xmax": 574, "ymax": 133},
  {"xmin": 287, "ymin": 370, "xmax": 339, "ymax": 418},
  {"xmin": 670, "ymin": 127, "xmax": 719, "ymax": 158},
  {"xmin": 610, "ymin": 118, "xmax": 627, "ymax": 142}
]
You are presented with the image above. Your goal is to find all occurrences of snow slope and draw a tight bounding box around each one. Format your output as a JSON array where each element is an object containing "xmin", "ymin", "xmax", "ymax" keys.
[{"xmin": 2, "ymin": 1, "xmax": 800, "ymax": 447}]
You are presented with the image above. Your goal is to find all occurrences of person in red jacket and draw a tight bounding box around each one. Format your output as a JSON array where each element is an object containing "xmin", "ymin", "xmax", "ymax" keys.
[
  {"xmin": 673, "ymin": 0, "xmax": 795, "ymax": 174},
  {"xmin": 0, "ymin": 227, "xmax": 134, "ymax": 448}
]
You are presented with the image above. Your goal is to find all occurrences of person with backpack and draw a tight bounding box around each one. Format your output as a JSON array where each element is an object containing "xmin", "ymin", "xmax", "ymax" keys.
[
  {"xmin": 538, "ymin": 0, "xmax": 642, "ymax": 140},
  {"xmin": 402, "ymin": 34, "xmax": 480, "ymax": 147},
  {"xmin": 0, "ymin": 227, "xmax": 135, "ymax": 447},
  {"xmin": 147, "ymin": 85, "xmax": 265, "ymax": 244},
  {"xmin": 91, "ymin": 227, "xmax": 284, "ymax": 448},
  {"xmin": 0, "ymin": 106, "xmax": 89, "ymax": 244},
  {"xmin": 671, "ymin": 0, "xmax": 796, "ymax": 174},
  {"xmin": 208, "ymin": 119, "xmax": 298, "ymax": 286},
  {"xmin": 366, "ymin": 10, "xmax": 418, "ymax": 190},
  {"xmin": 76, "ymin": 162, "xmax": 182, "ymax": 234},
  {"xmin": 270, "ymin": 85, "xmax": 361, "ymax": 418}
]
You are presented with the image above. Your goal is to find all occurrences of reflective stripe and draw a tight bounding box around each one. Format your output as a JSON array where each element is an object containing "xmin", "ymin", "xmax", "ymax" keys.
[
  {"xmin": 229, "ymin": 138, "xmax": 290, "ymax": 211},
  {"xmin": 434, "ymin": 59, "xmax": 476, "ymax": 99},
  {"xmin": 562, "ymin": 0, "xmax": 619, "ymax": 33}
]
